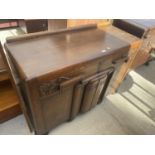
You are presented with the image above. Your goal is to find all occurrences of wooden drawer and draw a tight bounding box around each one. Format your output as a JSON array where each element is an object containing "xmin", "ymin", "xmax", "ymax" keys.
[{"xmin": 37, "ymin": 49, "xmax": 127, "ymax": 89}]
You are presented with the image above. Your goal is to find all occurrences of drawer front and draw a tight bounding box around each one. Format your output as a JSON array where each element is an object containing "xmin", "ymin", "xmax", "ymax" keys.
[
  {"xmin": 98, "ymin": 49, "xmax": 128, "ymax": 72},
  {"xmin": 37, "ymin": 50, "xmax": 127, "ymax": 86}
]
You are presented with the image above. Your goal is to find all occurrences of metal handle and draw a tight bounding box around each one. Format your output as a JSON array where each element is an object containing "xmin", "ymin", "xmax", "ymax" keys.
[{"xmin": 60, "ymin": 75, "xmax": 83, "ymax": 90}]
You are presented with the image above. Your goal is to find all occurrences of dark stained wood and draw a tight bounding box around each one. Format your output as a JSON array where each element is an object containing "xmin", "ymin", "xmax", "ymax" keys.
[
  {"xmin": 113, "ymin": 19, "xmax": 147, "ymax": 38},
  {"xmin": 5, "ymin": 25, "xmax": 129, "ymax": 80},
  {"xmin": 113, "ymin": 19, "xmax": 155, "ymax": 38},
  {"xmin": 18, "ymin": 19, "xmax": 48, "ymax": 33},
  {"xmin": 4, "ymin": 25, "xmax": 130, "ymax": 134},
  {"xmin": 6, "ymin": 24, "xmax": 97, "ymax": 43}
]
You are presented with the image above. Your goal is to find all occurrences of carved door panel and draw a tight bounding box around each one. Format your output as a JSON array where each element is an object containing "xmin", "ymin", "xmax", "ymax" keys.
[
  {"xmin": 40, "ymin": 75, "xmax": 83, "ymax": 130},
  {"xmin": 70, "ymin": 68, "xmax": 114, "ymax": 116},
  {"xmin": 81, "ymin": 75, "xmax": 107, "ymax": 113}
]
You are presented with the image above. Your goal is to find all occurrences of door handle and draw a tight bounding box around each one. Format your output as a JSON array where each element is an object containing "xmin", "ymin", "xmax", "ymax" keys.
[{"xmin": 60, "ymin": 75, "xmax": 83, "ymax": 90}]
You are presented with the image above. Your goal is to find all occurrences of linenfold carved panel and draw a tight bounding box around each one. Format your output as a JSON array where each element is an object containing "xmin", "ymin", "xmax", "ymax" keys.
[{"xmin": 39, "ymin": 80, "xmax": 59, "ymax": 97}]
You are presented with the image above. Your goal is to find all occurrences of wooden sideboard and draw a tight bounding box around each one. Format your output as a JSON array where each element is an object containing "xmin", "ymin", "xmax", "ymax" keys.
[
  {"xmin": 3, "ymin": 25, "xmax": 130, "ymax": 134},
  {"xmin": 1, "ymin": 19, "xmax": 154, "ymax": 125}
]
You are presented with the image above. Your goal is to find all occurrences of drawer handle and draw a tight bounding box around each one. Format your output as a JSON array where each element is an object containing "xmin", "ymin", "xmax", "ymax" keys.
[
  {"xmin": 60, "ymin": 75, "xmax": 83, "ymax": 89},
  {"xmin": 112, "ymin": 56, "xmax": 128, "ymax": 64}
]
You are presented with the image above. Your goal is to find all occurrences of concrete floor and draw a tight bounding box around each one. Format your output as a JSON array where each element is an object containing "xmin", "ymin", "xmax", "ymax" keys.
[{"xmin": 0, "ymin": 61, "xmax": 155, "ymax": 135}]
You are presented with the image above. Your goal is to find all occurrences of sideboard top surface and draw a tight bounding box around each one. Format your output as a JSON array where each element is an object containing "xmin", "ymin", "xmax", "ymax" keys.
[{"xmin": 5, "ymin": 26, "xmax": 130, "ymax": 80}]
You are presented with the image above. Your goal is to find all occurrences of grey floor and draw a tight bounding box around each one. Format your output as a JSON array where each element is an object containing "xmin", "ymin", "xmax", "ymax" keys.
[{"xmin": 0, "ymin": 61, "xmax": 155, "ymax": 135}]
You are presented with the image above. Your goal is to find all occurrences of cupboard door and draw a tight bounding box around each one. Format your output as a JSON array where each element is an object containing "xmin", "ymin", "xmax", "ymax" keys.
[
  {"xmin": 91, "ymin": 76, "xmax": 107, "ymax": 108},
  {"xmin": 42, "ymin": 84, "xmax": 75, "ymax": 130},
  {"xmin": 98, "ymin": 69, "xmax": 114, "ymax": 103},
  {"xmin": 81, "ymin": 80, "xmax": 99, "ymax": 113},
  {"xmin": 70, "ymin": 83, "xmax": 85, "ymax": 120},
  {"xmin": 71, "ymin": 68, "xmax": 114, "ymax": 119},
  {"xmin": 70, "ymin": 71, "xmax": 108, "ymax": 119},
  {"xmin": 40, "ymin": 75, "xmax": 83, "ymax": 131},
  {"xmin": 80, "ymin": 73, "xmax": 108, "ymax": 113}
]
